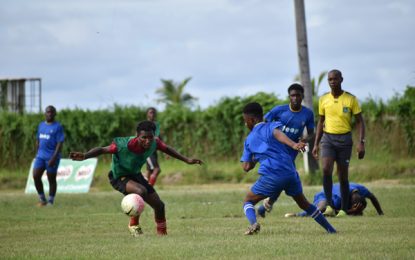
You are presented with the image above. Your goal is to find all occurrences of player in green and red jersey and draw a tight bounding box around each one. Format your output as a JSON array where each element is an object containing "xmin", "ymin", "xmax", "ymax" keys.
[{"xmin": 69, "ymin": 121, "xmax": 203, "ymax": 237}]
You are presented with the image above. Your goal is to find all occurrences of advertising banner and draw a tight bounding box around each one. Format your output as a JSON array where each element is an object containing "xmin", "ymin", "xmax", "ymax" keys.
[{"xmin": 25, "ymin": 158, "xmax": 98, "ymax": 193}]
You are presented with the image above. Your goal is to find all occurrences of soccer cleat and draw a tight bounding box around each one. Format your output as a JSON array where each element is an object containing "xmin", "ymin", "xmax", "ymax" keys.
[
  {"xmin": 323, "ymin": 206, "xmax": 336, "ymax": 217},
  {"xmin": 128, "ymin": 225, "xmax": 143, "ymax": 237},
  {"xmin": 336, "ymin": 210, "xmax": 347, "ymax": 218},
  {"xmin": 263, "ymin": 198, "xmax": 273, "ymax": 212},
  {"xmin": 284, "ymin": 213, "xmax": 297, "ymax": 218},
  {"xmin": 244, "ymin": 223, "xmax": 261, "ymax": 235}
]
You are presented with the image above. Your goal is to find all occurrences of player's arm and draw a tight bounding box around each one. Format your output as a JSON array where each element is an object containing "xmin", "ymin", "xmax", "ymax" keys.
[
  {"xmin": 158, "ymin": 139, "xmax": 202, "ymax": 165},
  {"xmin": 354, "ymin": 112, "xmax": 366, "ymax": 159},
  {"xmin": 367, "ymin": 193, "xmax": 384, "ymax": 215},
  {"xmin": 241, "ymin": 161, "xmax": 256, "ymax": 172},
  {"xmin": 312, "ymin": 116, "xmax": 325, "ymax": 159},
  {"xmin": 48, "ymin": 142, "xmax": 64, "ymax": 166},
  {"xmin": 69, "ymin": 145, "xmax": 113, "ymax": 161},
  {"xmin": 273, "ymin": 128, "xmax": 306, "ymax": 152}
]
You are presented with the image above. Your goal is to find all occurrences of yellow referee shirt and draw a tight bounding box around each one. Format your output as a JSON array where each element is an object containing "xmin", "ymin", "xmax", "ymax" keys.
[{"xmin": 318, "ymin": 91, "xmax": 362, "ymax": 134}]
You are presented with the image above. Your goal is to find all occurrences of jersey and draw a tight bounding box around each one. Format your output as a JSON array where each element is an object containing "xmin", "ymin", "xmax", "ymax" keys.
[
  {"xmin": 264, "ymin": 104, "xmax": 314, "ymax": 160},
  {"xmin": 110, "ymin": 136, "xmax": 157, "ymax": 179},
  {"xmin": 240, "ymin": 121, "xmax": 297, "ymax": 178},
  {"xmin": 318, "ymin": 91, "xmax": 361, "ymax": 134},
  {"xmin": 314, "ymin": 182, "xmax": 371, "ymax": 209},
  {"xmin": 36, "ymin": 121, "xmax": 65, "ymax": 160}
]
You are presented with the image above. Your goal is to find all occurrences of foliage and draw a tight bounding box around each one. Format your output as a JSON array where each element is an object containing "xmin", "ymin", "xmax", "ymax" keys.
[{"xmin": 156, "ymin": 77, "xmax": 197, "ymax": 108}]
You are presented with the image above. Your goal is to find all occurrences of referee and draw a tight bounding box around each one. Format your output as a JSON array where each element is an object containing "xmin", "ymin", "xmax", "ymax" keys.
[{"xmin": 312, "ymin": 69, "xmax": 366, "ymax": 217}]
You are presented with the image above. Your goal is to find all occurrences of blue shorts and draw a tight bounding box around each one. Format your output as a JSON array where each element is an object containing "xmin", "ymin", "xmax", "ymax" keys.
[
  {"xmin": 33, "ymin": 157, "xmax": 60, "ymax": 174},
  {"xmin": 251, "ymin": 172, "xmax": 303, "ymax": 198}
]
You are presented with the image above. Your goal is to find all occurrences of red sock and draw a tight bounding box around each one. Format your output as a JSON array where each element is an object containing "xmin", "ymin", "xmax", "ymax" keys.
[
  {"xmin": 155, "ymin": 218, "xmax": 167, "ymax": 235},
  {"xmin": 149, "ymin": 174, "xmax": 157, "ymax": 186},
  {"xmin": 129, "ymin": 216, "xmax": 139, "ymax": 227}
]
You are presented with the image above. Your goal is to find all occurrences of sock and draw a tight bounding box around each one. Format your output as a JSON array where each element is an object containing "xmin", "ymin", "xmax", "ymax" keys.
[
  {"xmin": 155, "ymin": 218, "xmax": 167, "ymax": 235},
  {"xmin": 257, "ymin": 205, "xmax": 266, "ymax": 217},
  {"xmin": 323, "ymin": 175, "xmax": 333, "ymax": 207},
  {"xmin": 48, "ymin": 195, "xmax": 55, "ymax": 204},
  {"xmin": 305, "ymin": 204, "xmax": 336, "ymax": 233},
  {"xmin": 129, "ymin": 216, "xmax": 139, "ymax": 227},
  {"xmin": 243, "ymin": 202, "xmax": 257, "ymax": 225},
  {"xmin": 38, "ymin": 193, "xmax": 46, "ymax": 202},
  {"xmin": 149, "ymin": 174, "xmax": 157, "ymax": 186},
  {"xmin": 340, "ymin": 180, "xmax": 350, "ymax": 212}
]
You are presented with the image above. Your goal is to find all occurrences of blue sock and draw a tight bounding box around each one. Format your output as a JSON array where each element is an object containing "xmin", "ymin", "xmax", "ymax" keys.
[
  {"xmin": 38, "ymin": 193, "xmax": 46, "ymax": 202},
  {"xmin": 243, "ymin": 202, "xmax": 257, "ymax": 225},
  {"xmin": 257, "ymin": 205, "xmax": 266, "ymax": 218},
  {"xmin": 48, "ymin": 195, "xmax": 55, "ymax": 204},
  {"xmin": 305, "ymin": 204, "xmax": 336, "ymax": 233}
]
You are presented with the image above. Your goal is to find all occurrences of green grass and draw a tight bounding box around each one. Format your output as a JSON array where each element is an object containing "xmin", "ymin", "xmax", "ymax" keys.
[{"xmin": 1, "ymin": 183, "xmax": 414, "ymax": 259}]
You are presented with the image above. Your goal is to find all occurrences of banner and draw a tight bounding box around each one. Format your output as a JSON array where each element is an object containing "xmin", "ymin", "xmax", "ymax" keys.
[{"xmin": 25, "ymin": 158, "xmax": 98, "ymax": 193}]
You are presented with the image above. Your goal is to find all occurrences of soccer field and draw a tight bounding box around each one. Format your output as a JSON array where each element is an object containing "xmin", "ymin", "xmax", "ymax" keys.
[{"xmin": 1, "ymin": 184, "xmax": 414, "ymax": 259}]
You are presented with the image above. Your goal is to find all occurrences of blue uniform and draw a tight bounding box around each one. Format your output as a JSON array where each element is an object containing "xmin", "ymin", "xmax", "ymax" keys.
[
  {"xmin": 34, "ymin": 121, "xmax": 65, "ymax": 173},
  {"xmin": 240, "ymin": 121, "xmax": 302, "ymax": 198},
  {"xmin": 313, "ymin": 183, "xmax": 371, "ymax": 209},
  {"xmin": 264, "ymin": 104, "xmax": 314, "ymax": 161}
]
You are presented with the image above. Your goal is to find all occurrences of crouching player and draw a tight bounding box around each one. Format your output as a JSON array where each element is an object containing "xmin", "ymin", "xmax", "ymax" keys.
[
  {"xmin": 284, "ymin": 182, "xmax": 384, "ymax": 217},
  {"xmin": 70, "ymin": 121, "xmax": 203, "ymax": 236},
  {"xmin": 240, "ymin": 102, "xmax": 336, "ymax": 235}
]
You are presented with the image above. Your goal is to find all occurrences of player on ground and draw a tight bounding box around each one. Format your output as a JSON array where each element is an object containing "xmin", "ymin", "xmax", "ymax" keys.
[
  {"xmin": 257, "ymin": 83, "xmax": 315, "ymax": 217},
  {"xmin": 69, "ymin": 121, "xmax": 203, "ymax": 237},
  {"xmin": 33, "ymin": 105, "xmax": 65, "ymax": 206},
  {"xmin": 145, "ymin": 107, "xmax": 162, "ymax": 186},
  {"xmin": 284, "ymin": 182, "xmax": 384, "ymax": 217},
  {"xmin": 312, "ymin": 69, "xmax": 366, "ymax": 217},
  {"xmin": 240, "ymin": 102, "xmax": 336, "ymax": 235}
]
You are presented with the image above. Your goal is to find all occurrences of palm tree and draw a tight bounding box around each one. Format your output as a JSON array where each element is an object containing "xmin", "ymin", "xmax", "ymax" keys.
[{"xmin": 155, "ymin": 77, "xmax": 198, "ymax": 107}]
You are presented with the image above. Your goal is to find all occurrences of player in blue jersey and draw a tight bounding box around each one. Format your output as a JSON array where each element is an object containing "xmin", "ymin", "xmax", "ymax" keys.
[
  {"xmin": 284, "ymin": 182, "xmax": 384, "ymax": 217},
  {"xmin": 257, "ymin": 83, "xmax": 315, "ymax": 218},
  {"xmin": 33, "ymin": 105, "xmax": 65, "ymax": 206},
  {"xmin": 240, "ymin": 102, "xmax": 336, "ymax": 235}
]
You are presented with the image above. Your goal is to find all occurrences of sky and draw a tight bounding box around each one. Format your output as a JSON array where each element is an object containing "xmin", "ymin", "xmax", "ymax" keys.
[{"xmin": 1, "ymin": 0, "xmax": 414, "ymax": 111}]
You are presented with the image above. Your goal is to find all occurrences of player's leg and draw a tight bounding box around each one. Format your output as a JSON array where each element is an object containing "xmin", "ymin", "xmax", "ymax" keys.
[
  {"xmin": 45, "ymin": 158, "xmax": 60, "ymax": 205},
  {"xmin": 336, "ymin": 135, "xmax": 352, "ymax": 217},
  {"xmin": 292, "ymin": 193, "xmax": 336, "ymax": 233},
  {"xmin": 243, "ymin": 190, "xmax": 264, "ymax": 235},
  {"xmin": 143, "ymin": 192, "xmax": 167, "ymax": 235},
  {"xmin": 320, "ymin": 134, "xmax": 336, "ymax": 216},
  {"xmin": 148, "ymin": 153, "xmax": 161, "ymax": 186},
  {"xmin": 126, "ymin": 173, "xmax": 167, "ymax": 235},
  {"xmin": 33, "ymin": 158, "xmax": 47, "ymax": 206},
  {"xmin": 257, "ymin": 193, "xmax": 280, "ymax": 218}
]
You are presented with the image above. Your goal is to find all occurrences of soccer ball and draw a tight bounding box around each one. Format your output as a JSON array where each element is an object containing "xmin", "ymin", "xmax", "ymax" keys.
[{"xmin": 121, "ymin": 194, "xmax": 145, "ymax": 217}]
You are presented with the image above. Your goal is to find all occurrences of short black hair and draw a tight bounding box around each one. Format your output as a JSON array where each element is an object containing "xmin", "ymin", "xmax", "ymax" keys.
[
  {"xmin": 136, "ymin": 120, "xmax": 156, "ymax": 132},
  {"xmin": 45, "ymin": 105, "xmax": 56, "ymax": 113},
  {"xmin": 146, "ymin": 107, "xmax": 157, "ymax": 113},
  {"xmin": 288, "ymin": 83, "xmax": 304, "ymax": 94},
  {"xmin": 328, "ymin": 69, "xmax": 342, "ymax": 78},
  {"xmin": 243, "ymin": 102, "xmax": 263, "ymax": 119}
]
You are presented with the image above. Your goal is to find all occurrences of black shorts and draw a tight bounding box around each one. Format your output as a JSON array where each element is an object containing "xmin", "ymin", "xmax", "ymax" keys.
[
  {"xmin": 146, "ymin": 152, "xmax": 159, "ymax": 171},
  {"xmin": 320, "ymin": 132, "xmax": 353, "ymax": 166},
  {"xmin": 108, "ymin": 171, "xmax": 155, "ymax": 195}
]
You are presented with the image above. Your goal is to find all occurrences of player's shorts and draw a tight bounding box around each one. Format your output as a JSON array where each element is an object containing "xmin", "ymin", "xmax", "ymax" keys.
[
  {"xmin": 108, "ymin": 171, "xmax": 155, "ymax": 195},
  {"xmin": 251, "ymin": 172, "xmax": 303, "ymax": 198},
  {"xmin": 146, "ymin": 152, "xmax": 159, "ymax": 171},
  {"xmin": 33, "ymin": 156, "xmax": 61, "ymax": 174},
  {"xmin": 320, "ymin": 132, "xmax": 353, "ymax": 165}
]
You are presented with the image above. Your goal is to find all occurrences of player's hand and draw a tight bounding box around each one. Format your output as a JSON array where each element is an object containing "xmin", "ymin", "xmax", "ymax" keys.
[
  {"xmin": 69, "ymin": 152, "xmax": 85, "ymax": 161},
  {"xmin": 48, "ymin": 157, "xmax": 56, "ymax": 167},
  {"xmin": 292, "ymin": 142, "xmax": 307, "ymax": 153},
  {"xmin": 357, "ymin": 143, "xmax": 365, "ymax": 159},
  {"xmin": 187, "ymin": 158, "xmax": 203, "ymax": 165},
  {"xmin": 312, "ymin": 146, "xmax": 319, "ymax": 160}
]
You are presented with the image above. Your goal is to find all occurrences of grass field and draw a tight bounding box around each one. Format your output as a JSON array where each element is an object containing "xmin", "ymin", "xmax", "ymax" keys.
[{"xmin": 1, "ymin": 183, "xmax": 414, "ymax": 259}]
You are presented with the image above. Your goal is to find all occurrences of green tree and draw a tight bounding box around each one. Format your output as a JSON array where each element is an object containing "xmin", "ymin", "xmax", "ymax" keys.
[{"xmin": 156, "ymin": 77, "xmax": 198, "ymax": 108}]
